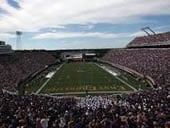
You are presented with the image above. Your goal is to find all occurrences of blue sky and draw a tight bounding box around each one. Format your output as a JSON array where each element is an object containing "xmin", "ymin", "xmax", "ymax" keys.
[{"xmin": 0, "ymin": 0, "xmax": 170, "ymax": 50}]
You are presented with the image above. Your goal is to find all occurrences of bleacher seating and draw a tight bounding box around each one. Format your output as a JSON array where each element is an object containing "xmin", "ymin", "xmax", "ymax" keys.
[
  {"xmin": 0, "ymin": 32, "xmax": 170, "ymax": 127},
  {"xmin": 127, "ymin": 32, "xmax": 170, "ymax": 48},
  {"xmin": 0, "ymin": 85, "xmax": 169, "ymax": 127},
  {"xmin": 0, "ymin": 51, "xmax": 56, "ymax": 91},
  {"xmin": 103, "ymin": 48, "xmax": 170, "ymax": 86}
]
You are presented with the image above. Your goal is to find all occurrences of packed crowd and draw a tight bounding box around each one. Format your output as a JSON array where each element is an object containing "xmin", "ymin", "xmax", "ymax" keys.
[
  {"xmin": 0, "ymin": 51, "xmax": 56, "ymax": 91},
  {"xmin": 103, "ymin": 48, "xmax": 170, "ymax": 86},
  {"xmin": 0, "ymin": 85, "xmax": 169, "ymax": 128},
  {"xmin": 128, "ymin": 32, "xmax": 170, "ymax": 47},
  {"xmin": 0, "ymin": 48, "xmax": 169, "ymax": 127},
  {"xmin": 77, "ymin": 96, "xmax": 113, "ymax": 110}
]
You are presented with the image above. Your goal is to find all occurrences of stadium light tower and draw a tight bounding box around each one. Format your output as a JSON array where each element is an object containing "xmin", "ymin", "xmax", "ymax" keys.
[{"xmin": 16, "ymin": 31, "xmax": 22, "ymax": 50}]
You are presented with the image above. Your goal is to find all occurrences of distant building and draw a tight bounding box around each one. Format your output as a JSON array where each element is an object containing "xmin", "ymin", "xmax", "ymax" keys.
[
  {"xmin": 0, "ymin": 41, "xmax": 13, "ymax": 55},
  {"xmin": 61, "ymin": 52, "xmax": 83, "ymax": 62},
  {"xmin": 83, "ymin": 53, "xmax": 96, "ymax": 61},
  {"xmin": 61, "ymin": 51, "xmax": 96, "ymax": 62}
]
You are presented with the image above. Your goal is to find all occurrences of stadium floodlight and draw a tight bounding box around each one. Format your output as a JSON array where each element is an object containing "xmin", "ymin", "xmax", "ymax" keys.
[{"xmin": 16, "ymin": 31, "xmax": 22, "ymax": 50}]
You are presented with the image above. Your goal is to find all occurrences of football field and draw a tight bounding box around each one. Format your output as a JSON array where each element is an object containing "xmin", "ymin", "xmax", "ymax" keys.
[{"xmin": 37, "ymin": 62, "xmax": 144, "ymax": 94}]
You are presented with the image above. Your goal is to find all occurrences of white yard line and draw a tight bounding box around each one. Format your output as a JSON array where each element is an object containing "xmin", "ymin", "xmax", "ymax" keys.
[
  {"xmin": 35, "ymin": 64, "xmax": 63, "ymax": 94},
  {"xmin": 95, "ymin": 63, "xmax": 137, "ymax": 91},
  {"xmin": 114, "ymin": 76, "xmax": 137, "ymax": 91},
  {"xmin": 48, "ymin": 91, "xmax": 133, "ymax": 95}
]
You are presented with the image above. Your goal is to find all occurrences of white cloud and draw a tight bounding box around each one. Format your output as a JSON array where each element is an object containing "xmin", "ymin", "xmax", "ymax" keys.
[
  {"xmin": 33, "ymin": 32, "xmax": 129, "ymax": 39},
  {"xmin": 130, "ymin": 31, "xmax": 146, "ymax": 37},
  {"xmin": 33, "ymin": 29, "xmax": 168, "ymax": 40},
  {"xmin": 0, "ymin": 0, "xmax": 170, "ymax": 32}
]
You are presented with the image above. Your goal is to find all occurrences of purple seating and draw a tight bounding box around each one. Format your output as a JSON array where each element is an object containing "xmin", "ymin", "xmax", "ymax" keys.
[
  {"xmin": 128, "ymin": 32, "xmax": 170, "ymax": 47},
  {"xmin": 103, "ymin": 48, "xmax": 170, "ymax": 86},
  {"xmin": 0, "ymin": 52, "xmax": 56, "ymax": 91}
]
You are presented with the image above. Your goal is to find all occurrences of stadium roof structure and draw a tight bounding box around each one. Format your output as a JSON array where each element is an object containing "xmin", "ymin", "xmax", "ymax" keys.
[{"xmin": 127, "ymin": 31, "xmax": 170, "ymax": 48}]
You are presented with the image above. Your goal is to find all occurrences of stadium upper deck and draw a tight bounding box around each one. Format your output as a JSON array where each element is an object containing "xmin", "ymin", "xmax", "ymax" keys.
[{"xmin": 127, "ymin": 32, "xmax": 170, "ymax": 48}]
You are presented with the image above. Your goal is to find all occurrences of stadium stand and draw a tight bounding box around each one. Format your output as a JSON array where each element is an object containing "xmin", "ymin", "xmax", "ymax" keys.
[
  {"xmin": 127, "ymin": 32, "xmax": 170, "ymax": 48},
  {"xmin": 0, "ymin": 51, "xmax": 56, "ymax": 91},
  {"xmin": 0, "ymin": 85, "xmax": 169, "ymax": 127},
  {"xmin": 0, "ymin": 32, "xmax": 170, "ymax": 127},
  {"xmin": 102, "ymin": 48, "xmax": 170, "ymax": 87}
]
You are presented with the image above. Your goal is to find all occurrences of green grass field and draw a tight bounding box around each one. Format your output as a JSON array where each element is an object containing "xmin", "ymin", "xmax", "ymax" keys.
[
  {"xmin": 25, "ymin": 62, "xmax": 149, "ymax": 94},
  {"xmin": 39, "ymin": 62, "xmax": 144, "ymax": 94}
]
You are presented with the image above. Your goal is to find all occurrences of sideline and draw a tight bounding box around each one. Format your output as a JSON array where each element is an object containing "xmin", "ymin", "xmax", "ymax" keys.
[
  {"xmin": 95, "ymin": 63, "xmax": 137, "ymax": 91},
  {"xmin": 41, "ymin": 90, "xmax": 133, "ymax": 96},
  {"xmin": 35, "ymin": 64, "xmax": 63, "ymax": 94}
]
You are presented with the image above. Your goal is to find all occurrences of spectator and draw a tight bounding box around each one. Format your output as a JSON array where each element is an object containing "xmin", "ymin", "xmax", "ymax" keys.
[{"xmin": 103, "ymin": 48, "xmax": 170, "ymax": 86}]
